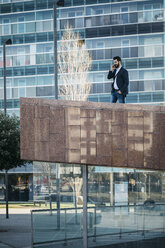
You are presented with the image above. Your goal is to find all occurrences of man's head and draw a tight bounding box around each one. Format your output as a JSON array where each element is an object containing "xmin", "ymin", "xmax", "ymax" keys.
[{"xmin": 113, "ymin": 56, "xmax": 121, "ymax": 68}]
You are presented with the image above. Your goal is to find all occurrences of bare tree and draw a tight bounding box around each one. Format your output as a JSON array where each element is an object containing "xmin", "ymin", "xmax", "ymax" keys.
[{"xmin": 58, "ymin": 26, "xmax": 92, "ymax": 101}]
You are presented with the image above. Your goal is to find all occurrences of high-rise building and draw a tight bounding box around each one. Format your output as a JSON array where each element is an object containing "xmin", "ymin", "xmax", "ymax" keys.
[
  {"xmin": 0, "ymin": 0, "xmax": 165, "ymax": 202},
  {"xmin": 0, "ymin": 0, "xmax": 164, "ymax": 116}
]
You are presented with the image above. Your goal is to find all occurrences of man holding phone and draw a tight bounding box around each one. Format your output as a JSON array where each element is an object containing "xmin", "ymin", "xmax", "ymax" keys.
[{"xmin": 107, "ymin": 56, "xmax": 129, "ymax": 103}]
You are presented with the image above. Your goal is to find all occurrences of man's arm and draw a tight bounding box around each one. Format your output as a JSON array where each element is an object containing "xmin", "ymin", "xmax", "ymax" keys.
[
  {"xmin": 107, "ymin": 68, "xmax": 116, "ymax": 79},
  {"xmin": 119, "ymin": 69, "xmax": 129, "ymax": 93}
]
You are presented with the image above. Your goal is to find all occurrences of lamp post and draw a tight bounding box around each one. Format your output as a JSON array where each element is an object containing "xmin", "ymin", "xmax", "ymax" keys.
[
  {"xmin": 3, "ymin": 38, "xmax": 12, "ymax": 115},
  {"xmin": 53, "ymin": 0, "xmax": 64, "ymax": 229},
  {"xmin": 3, "ymin": 38, "xmax": 12, "ymax": 219},
  {"xmin": 53, "ymin": 0, "xmax": 64, "ymax": 100}
]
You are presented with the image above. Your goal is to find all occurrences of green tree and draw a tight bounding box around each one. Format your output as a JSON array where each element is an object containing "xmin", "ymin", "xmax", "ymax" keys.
[
  {"xmin": 0, "ymin": 111, "xmax": 23, "ymax": 218},
  {"xmin": 0, "ymin": 111, "xmax": 22, "ymax": 171}
]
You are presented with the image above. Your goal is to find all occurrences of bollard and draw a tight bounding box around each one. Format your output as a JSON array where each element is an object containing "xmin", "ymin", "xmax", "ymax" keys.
[
  {"xmin": 120, "ymin": 206, "xmax": 122, "ymax": 239},
  {"xmin": 64, "ymin": 209, "xmax": 67, "ymax": 246},
  {"xmin": 93, "ymin": 207, "xmax": 96, "ymax": 242},
  {"xmin": 142, "ymin": 205, "xmax": 145, "ymax": 237}
]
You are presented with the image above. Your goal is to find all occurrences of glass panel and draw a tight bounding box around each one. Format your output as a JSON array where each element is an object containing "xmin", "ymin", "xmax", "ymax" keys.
[{"xmin": 87, "ymin": 166, "xmax": 165, "ymax": 247}]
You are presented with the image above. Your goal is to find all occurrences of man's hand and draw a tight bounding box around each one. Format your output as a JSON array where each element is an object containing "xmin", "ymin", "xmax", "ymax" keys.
[
  {"xmin": 111, "ymin": 65, "xmax": 115, "ymax": 71},
  {"xmin": 118, "ymin": 90, "xmax": 122, "ymax": 94}
]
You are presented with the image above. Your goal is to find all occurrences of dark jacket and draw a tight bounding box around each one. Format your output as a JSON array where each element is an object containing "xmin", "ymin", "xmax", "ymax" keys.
[{"xmin": 107, "ymin": 67, "xmax": 129, "ymax": 95}]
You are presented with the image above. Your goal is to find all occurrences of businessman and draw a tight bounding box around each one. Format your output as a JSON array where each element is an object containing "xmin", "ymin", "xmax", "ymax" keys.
[{"xmin": 107, "ymin": 56, "xmax": 129, "ymax": 103}]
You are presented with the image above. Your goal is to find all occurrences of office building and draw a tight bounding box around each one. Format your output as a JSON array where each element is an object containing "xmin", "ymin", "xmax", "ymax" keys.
[{"xmin": 0, "ymin": 0, "xmax": 164, "ymax": 117}]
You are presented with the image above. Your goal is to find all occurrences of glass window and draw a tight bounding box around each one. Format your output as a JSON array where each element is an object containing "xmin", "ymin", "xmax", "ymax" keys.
[
  {"xmin": 24, "ymin": 34, "xmax": 35, "ymax": 43},
  {"xmin": 125, "ymin": 59, "xmax": 137, "ymax": 69},
  {"xmin": 130, "ymin": 47, "xmax": 138, "ymax": 57},
  {"xmin": 12, "ymin": 24, "xmax": 17, "ymax": 34},
  {"xmin": 153, "ymin": 80, "xmax": 163, "ymax": 91},
  {"xmin": 36, "ymin": 33, "xmax": 47, "ymax": 42},
  {"xmin": 18, "ymin": 79, "xmax": 26, "ymax": 86},
  {"xmin": 43, "ymin": 21, "xmax": 52, "ymax": 31},
  {"xmin": 36, "ymin": 11, "xmax": 53, "ymax": 20},
  {"xmin": 112, "ymin": 26, "xmax": 124, "ymax": 36},
  {"xmin": 121, "ymin": 13, "xmax": 129, "ymax": 23},
  {"xmin": 26, "ymin": 77, "xmax": 36, "ymax": 86},
  {"xmin": 36, "ymin": 86, "xmax": 54, "ymax": 96},
  {"xmin": 139, "ymin": 59, "xmax": 151, "ymax": 68},
  {"xmin": 36, "ymin": 22, "xmax": 43, "ymax": 32},
  {"xmin": 75, "ymin": 18, "xmax": 84, "ymax": 28},
  {"xmin": 12, "ymin": 88, "xmax": 19, "ymax": 98},
  {"xmin": 123, "ymin": 48, "xmax": 129, "ymax": 58},
  {"xmin": 26, "ymin": 87, "xmax": 36, "ymax": 97},
  {"xmin": 19, "ymin": 87, "xmax": 25, "ymax": 97},
  {"xmin": 25, "ymin": 67, "xmax": 36, "ymax": 76},
  {"xmin": 24, "ymin": 1, "xmax": 35, "ymax": 11},
  {"xmin": 153, "ymin": 92, "xmax": 164, "ymax": 102},
  {"xmin": 13, "ymin": 67, "xmax": 24, "ymax": 76},
  {"xmin": 138, "ymin": 12, "xmax": 144, "ymax": 23},
  {"xmin": 144, "ymin": 11, "xmax": 152, "ymax": 22},
  {"xmin": 121, "ymin": 7, "xmax": 128, "ymax": 12},
  {"xmin": 138, "ymin": 23, "xmax": 152, "ymax": 34},
  {"xmin": 152, "ymin": 58, "xmax": 164, "ymax": 68},
  {"xmin": 130, "ymin": 13, "xmax": 137, "ymax": 23},
  {"xmin": 18, "ymin": 23, "xmax": 24, "ymax": 34},
  {"xmin": 144, "ymin": 4, "xmax": 152, "ymax": 10},
  {"xmin": 0, "ymin": 89, "xmax": 3, "ymax": 99},
  {"xmin": 104, "ymin": 83, "xmax": 111, "ymax": 93},
  {"xmin": 37, "ymin": 66, "xmax": 48, "ymax": 75},
  {"xmin": 152, "ymin": 22, "xmax": 164, "ymax": 33},
  {"xmin": 139, "ymin": 93, "xmax": 151, "ymax": 102},
  {"xmin": 3, "ymin": 19, "xmax": 10, "ymax": 35},
  {"xmin": 26, "ymin": 22, "xmax": 35, "ymax": 33}
]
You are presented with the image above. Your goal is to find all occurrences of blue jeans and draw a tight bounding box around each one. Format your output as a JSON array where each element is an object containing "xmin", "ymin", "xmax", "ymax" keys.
[{"xmin": 111, "ymin": 91, "xmax": 125, "ymax": 103}]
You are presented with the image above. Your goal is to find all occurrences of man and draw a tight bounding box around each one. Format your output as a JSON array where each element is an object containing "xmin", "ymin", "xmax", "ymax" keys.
[{"xmin": 107, "ymin": 56, "xmax": 129, "ymax": 103}]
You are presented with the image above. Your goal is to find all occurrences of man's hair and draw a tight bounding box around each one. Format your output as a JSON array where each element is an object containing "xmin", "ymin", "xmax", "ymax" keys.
[{"xmin": 113, "ymin": 56, "xmax": 121, "ymax": 62}]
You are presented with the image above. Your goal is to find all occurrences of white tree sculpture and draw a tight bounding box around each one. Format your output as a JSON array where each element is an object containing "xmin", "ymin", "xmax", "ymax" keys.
[{"xmin": 58, "ymin": 26, "xmax": 92, "ymax": 101}]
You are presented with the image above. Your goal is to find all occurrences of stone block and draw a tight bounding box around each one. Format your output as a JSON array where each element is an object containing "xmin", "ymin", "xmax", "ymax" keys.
[
  {"xmin": 20, "ymin": 104, "xmax": 35, "ymax": 119},
  {"xmin": 34, "ymin": 142, "xmax": 49, "ymax": 161},
  {"xmin": 97, "ymin": 134, "xmax": 112, "ymax": 156},
  {"xmin": 65, "ymin": 107, "xmax": 80, "ymax": 125},
  {"xmin": 66, "ymin": 126, "xmax": 80, "ymax": 149},
  {"xmin": 34, "ymin": 118, "xmax": 49, "ymax": 142},
  {"xmin": 49, "ymin": 107, "xmax": 65, "ymax": 133},
  {"xmin": 96, "ymin": 110, "xmax": 112, "ymax": 134},
  {"xmin": 112, "ymin": 149, "xmax": 127, "ymax": 167},
  {"xmin": 66, "ymin": 149, "xmax": 80, "ymax": 163},
  {"xmin": 81, "ymin": 109, "xmax": 96, "ymax": 118},
  {"xmin": 35, "ymin": 105, "xmax": 50, "ymax": 119}
]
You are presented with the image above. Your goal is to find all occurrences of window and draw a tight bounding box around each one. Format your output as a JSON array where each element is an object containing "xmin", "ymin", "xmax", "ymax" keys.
[
  {"xmin": 75, "ymin": 18, "xmax": 84, "ymax": 28},
  {"xmin": 18, "ymin": 17, "xmax": 24, "ymax": 33},
  {"xmin": 121, "ymin": 7, "xmax": 128, "ymax": 12},
  {"xmin": 3, "ymin": 19, "xmax": 10, "ymax": 35},
  {"xmin": 122, "ymin": 40, "xmax": 130, "ymax": 58}
]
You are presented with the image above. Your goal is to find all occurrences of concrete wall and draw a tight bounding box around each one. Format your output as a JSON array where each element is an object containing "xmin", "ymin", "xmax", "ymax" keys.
[{"xmin": 20, "ymin": 98, "xmax": 165, "ymax": 170}]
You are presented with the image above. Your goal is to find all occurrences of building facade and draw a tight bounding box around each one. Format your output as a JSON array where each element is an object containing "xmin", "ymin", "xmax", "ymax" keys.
[
  {"xmin": 0, "ymin": 0, "xmax": 165, "ymax": 200},
  {"xmin": 0, "ymin": 0, "xmax": 165, "ymax": 117}
]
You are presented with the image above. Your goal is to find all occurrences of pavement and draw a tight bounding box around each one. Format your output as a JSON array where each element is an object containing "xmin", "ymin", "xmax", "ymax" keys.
[{"xmin": 0, "ymin": 208, "xmax": 31, "ymax": 248}]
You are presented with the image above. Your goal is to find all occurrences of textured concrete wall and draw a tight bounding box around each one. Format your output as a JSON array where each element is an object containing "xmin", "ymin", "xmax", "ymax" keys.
[{"xmin": 20, "ymin": 98, "xmax": 165, "ymax": 170}]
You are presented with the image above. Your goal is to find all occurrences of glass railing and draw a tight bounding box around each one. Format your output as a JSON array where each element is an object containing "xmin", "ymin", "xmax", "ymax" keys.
[{"xmin": 31, "ymin": 203, "xmax": 165, "ymax": 248}]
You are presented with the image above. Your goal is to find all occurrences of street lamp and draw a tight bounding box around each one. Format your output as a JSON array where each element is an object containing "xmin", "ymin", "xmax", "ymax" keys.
[
  {"xmin": 3, "ymin": 38, "xmax": 12, "ymax": 115},
  {"xmin": 53, "ymin": 0, "xmax": 64, "ymax": 100},
  {"xmin": 53, "ymin": 0, "xmax": 64, "ymax": 229},
  {"xmin": 3, "ymin": 38, "xmax": 12, "ymax": 219}
]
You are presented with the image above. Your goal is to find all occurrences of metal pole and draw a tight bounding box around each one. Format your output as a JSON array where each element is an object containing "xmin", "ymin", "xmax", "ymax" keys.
[
  {"xmin": 83, "ymin": 165, "xmax": 88, "ymax": 248},
  {"xmin": 5, "ymin": 171, "xmax": 8, "ymax": 218},
  {"xmin": 3, "ymin": 43, "xmax": 9, "ymax": 219},
  {"xmin": 56, "ymin": 164, "xmax": 60, "ymax": 229},
  {"xmin": 3, "ymin": 43, "xmax": 6, "ymax": 115},
  {"xmin": 53, "ymin": 2, "xmax": 58, "ymax": 100}
]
